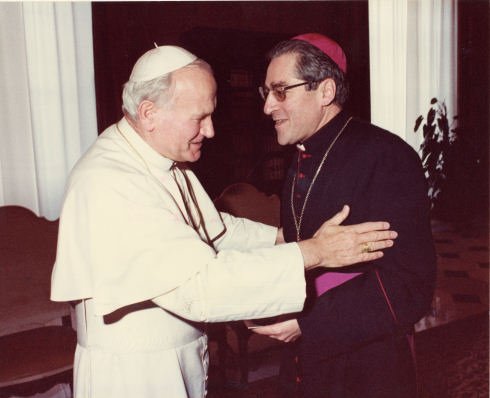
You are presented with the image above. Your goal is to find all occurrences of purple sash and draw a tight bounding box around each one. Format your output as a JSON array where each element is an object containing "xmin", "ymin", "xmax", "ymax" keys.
[{"xmin": 315, "ymin": 272, "xmax": 362, "ymax": 296}]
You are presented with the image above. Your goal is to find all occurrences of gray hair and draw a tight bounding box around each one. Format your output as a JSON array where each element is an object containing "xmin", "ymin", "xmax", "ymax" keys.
[
  {"xmin": 267, "ymin": 39, "xmax": 349, "ymax": 106},
  {"xmin": 121, "ymin": 59, "xmax": 212, "ymax": 120}
]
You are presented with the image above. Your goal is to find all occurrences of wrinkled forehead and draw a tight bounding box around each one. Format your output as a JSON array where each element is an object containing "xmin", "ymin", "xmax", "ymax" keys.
[
  {"xmin": 169, "ymin": 67, "xmax": 217, "ymax": 113},
  {"xmin": 173, "ymin": 66, "xmax": 216, "ymax": 94}
]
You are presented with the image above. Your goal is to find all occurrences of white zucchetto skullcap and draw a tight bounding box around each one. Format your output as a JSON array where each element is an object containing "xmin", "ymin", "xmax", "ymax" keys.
[{"xmin": 129, "ymin": 45, "xmax": 198, "ymax": 82}]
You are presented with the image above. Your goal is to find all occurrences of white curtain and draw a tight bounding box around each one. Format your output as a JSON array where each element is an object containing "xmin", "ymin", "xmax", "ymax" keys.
[
  {"xmin": 369, "ymin": 0, "xmax": 458, "ymax": 152},
  {"xmin": 0, "ymin": 2, "xmax": 97, "ymax": 220}
]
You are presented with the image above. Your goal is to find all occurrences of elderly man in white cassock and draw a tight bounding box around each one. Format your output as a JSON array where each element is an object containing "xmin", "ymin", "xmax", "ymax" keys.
[{"xmin": 51, "ymin": 45, "xmax": 397, "ymax": 398}]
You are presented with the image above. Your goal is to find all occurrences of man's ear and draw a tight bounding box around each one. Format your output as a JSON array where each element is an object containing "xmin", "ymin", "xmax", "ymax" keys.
[
  {"xmin": 137, "ymin": 100, "xmax": 157, "ymax": 131},
  {"xmin": 319, "ymin": 78, "xmax": 336, "ymax": 106}
]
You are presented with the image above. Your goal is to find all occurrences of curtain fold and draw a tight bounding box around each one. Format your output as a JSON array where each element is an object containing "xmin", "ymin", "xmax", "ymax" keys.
[
  {"xmin": 369, "ymin": 0, "xmax": 458, "ymax": 152},
  {"xmin": 0, "ymin": 2, "xmax": 96, "ymax": 220}
]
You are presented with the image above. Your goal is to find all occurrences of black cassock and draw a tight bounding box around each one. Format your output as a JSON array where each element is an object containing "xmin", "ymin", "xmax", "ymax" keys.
[{"xmin": 280, "ymin": 111, "xmax": 437, "ymax": 398}]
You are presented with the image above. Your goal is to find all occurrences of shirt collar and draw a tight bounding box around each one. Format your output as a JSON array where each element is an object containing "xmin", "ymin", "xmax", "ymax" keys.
[
  {"xmin": 116, "ymin": 117, "xmax": 175, "ymax": 172},
  {"xmin": 299, "ymin": 110, "xmax": 351, "ymax": 155}
]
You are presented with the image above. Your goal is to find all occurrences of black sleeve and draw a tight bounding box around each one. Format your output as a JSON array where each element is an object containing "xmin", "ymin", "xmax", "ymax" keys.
[{"xmin": 297, "ymin": 137, "xmax": 437, "ymax": 357}]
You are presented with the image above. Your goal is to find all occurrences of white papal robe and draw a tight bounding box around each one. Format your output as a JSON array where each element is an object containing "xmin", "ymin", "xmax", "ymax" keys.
[{"xmin": 51, "ymin": 117, "xmax": 306, "ymax": 398}]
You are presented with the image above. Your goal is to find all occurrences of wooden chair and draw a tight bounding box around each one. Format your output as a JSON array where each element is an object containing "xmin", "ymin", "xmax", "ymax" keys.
[
  {"xmin": 0, "ymin": 206, "xmax": 76, "ymax": 397},
  {"xmin": 213, "ymin": 183, "xmax": 281, "ymax": 386},
  {"xmin": 214, "ymin": 182, "xmax": 280, "ymax": 227},
  {"xmin": 0, "ymin": 326, "xmax": 76, "ymax": 397}
]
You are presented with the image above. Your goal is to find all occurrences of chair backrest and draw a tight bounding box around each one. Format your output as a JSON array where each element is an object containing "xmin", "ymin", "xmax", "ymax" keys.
[
  {"xmin": 0, "ymin": 206, "xmax": 60, "ymax": 336},
  {"xmin": 0, "ymin": 205, "xmax": 58, "ymax": 258},
  {"xmin": 0, "ymin": 207, "xmax": 74, "ymax": 395},
  {"xmin": 214, "ymin": 182, "xmax": 280, "ymax": 227}
]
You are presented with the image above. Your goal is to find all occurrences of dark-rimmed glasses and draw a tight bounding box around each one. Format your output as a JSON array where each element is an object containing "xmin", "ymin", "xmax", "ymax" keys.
[{"xmin": 258, "ymin": 81, "xmax": 310, "ymax": 102}]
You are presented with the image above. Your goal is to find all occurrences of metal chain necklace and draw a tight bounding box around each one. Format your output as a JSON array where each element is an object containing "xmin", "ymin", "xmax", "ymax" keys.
[{"xmin": 290, "ymin": 116, "xmax": 353, "ymax": 241}]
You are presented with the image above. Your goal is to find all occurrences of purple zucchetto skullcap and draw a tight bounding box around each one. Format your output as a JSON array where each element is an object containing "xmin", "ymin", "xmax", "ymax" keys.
[
  {"xmin": 291, "ymin": 33, "xmax": 347, "ymax": 73},
  {"xmin": 129, "ymin": 45, "xmax": 197, "ymax": 82}
]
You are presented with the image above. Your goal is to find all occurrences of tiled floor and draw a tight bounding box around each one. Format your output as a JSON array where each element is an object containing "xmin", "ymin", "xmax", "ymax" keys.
[
  {"xmin": 209, "ymin": 219, "xmax": 490, "ymax": 391},
  {"xmin": 415, "ymin": 220, "xmax": 489, "ymax": 331}
]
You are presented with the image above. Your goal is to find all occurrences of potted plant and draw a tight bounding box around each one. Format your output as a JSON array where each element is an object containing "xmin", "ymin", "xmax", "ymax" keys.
[{"xmin": 414, "ymin": 98, "xmax": 458, "ymax": 210}]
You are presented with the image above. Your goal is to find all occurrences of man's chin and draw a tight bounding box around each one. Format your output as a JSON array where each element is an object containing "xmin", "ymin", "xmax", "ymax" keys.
[
  {"xmin": 186, "ymin": 150, "xmax": 202, "ymax": 163},
  {"xmin": 276, "ymin": 132, "xmax": 291, "ymax": 146}
]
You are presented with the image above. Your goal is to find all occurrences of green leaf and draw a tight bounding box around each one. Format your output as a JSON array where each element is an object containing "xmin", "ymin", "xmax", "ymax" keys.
[
  {"xmin": 427, "ymin": 108, "xmax": 436, "ymax": 125},
  {"xmin": 437, "ymin": 117, "xmax": 449, "ymax": 136},
  {"xmin": 414, "ymin": 115, "xmax": 424, "ymax": 132}
]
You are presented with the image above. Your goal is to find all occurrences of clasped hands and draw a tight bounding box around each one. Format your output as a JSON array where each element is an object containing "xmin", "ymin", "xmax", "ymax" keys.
[{"xmin": 245, "ymin": 316, "xmax": 302, "ymax": 343}]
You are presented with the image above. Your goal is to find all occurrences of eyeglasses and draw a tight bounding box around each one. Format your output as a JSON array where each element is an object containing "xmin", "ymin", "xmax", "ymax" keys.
[{"xmin": 258, "ymin": 81, "xmax": 311, "ymax": 102}]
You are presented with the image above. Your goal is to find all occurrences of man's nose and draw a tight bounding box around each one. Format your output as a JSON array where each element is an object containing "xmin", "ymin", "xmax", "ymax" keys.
[
  {"xmin": 263, "ymin": 92, "xmax": 278, "ymax": 115},
  {"xmin": 201, "ymin": 118, "xmax": 215, "ymax": 138}
]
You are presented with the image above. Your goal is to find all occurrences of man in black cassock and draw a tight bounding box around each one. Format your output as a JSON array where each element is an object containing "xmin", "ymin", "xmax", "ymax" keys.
[{"xmin": 252, "ymin": 33, "xmax": 436, "ymax": 398}]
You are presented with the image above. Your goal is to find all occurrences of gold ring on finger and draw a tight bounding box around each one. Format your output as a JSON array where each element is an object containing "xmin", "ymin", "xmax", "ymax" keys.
[{"xmin": 361, "ymin": 242, "xmax": 371, "ymax": 254}]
